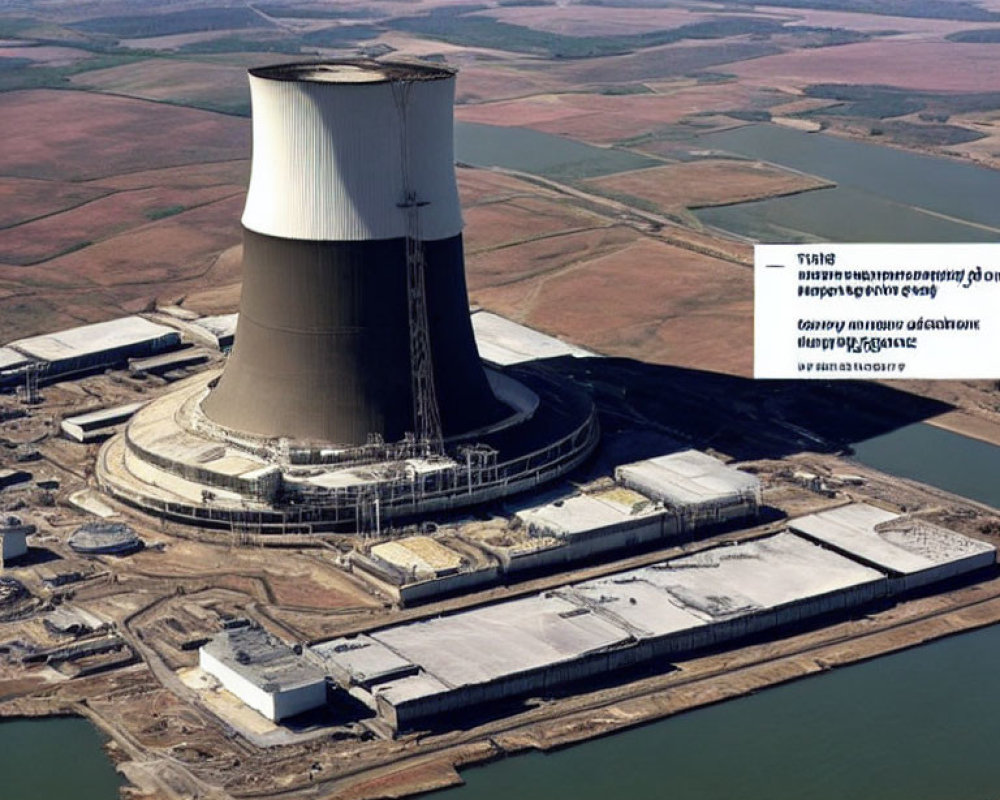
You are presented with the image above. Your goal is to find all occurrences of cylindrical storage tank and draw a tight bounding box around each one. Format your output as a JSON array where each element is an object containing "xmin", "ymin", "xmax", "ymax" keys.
[{"xmin": 202, "ymin": 60, "xmax": 507, "ymax": 445}]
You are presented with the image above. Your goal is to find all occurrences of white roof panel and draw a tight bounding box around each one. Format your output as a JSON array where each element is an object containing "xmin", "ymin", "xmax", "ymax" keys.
[
  {"xmin": 0, "ymin": 347, "xmax": 31, "ymax": 371},
  {"xmin": 313, "ymin": 635, "xmax": 415, "ymax": 685},
  {"xmin": 12, "ymin": 316, "xmax": 178, "ymax": 362},
  {"xmin": 616, "ymin": 449, "xmax": 759, "ymax": 507},
  {"xmin": 790, "ymin": 503, "xmax": 996, "ymax": 575},
  {"xmin": 472, "ymin": 311, "xmax": 595, "ymax": 366},
  {"xmin": 516, "ymin": 490, "xmax": 661, "ymax": 536},
  {"xmin": 372, "ymin": 592, "xmax": 631, "ymax": 688}
]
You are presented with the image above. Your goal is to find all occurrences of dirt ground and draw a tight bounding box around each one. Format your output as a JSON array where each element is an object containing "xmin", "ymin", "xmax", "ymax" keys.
[
  {"xmin": 455, "ymin": 80, "xmax": 782, "ymax": 144},
  {"xmin": 725, "ymin": 39, "xmax": 1000, "ymax": 93},
  {"xmin": 0, "ymin": 185, "xmax": 241, "ymax": 265},
  {"xmin": 585, "ymin": 159, "xmax": 831, "ymax": 213},
  {"xmin": 472, "ymin": 234, "xmax": 753, "ymax": 376},
  {"xmin": 0, "ymin": 90, "xmax": 250, "ymax": 182},
  {"xmin": 0, "ymin": 177, "xmax": 109, "ymax": 228}
]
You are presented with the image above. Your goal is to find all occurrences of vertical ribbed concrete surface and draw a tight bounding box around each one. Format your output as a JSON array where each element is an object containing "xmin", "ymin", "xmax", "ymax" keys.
[{"xmin": 202, "ymin": 61, "xmax": 505, "ymax": 444}]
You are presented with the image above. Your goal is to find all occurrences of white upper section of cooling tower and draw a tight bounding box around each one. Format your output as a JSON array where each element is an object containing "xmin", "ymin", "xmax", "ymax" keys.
[{"xmin": 241, "ymin": 63, "xmax": 464, "ymax": 242}]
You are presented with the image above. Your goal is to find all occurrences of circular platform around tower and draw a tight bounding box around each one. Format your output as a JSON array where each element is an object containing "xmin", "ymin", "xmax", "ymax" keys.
[{"xmin": 96, "ymin": 366, "xmax": 598, "ymax": 534}]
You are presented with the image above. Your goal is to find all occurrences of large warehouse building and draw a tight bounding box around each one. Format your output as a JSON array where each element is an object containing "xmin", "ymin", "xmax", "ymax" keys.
[
  {"xmin": 97, "ymin": 60, "xmax": 598, "ymax": 533},
  {"xmin": 311, "ymin": 518, "xmax": 994, "ymax": 730},
  {"xmin": 7, "ymin": 316, "xmax": 180, "ymax": 380},
  {"xmin": 200, "ymin": 624, "xmax": 327, "ymax": 722},
  {"xmin": 321, "ymin": 531, "xmax": 889, "ymax": 729}
]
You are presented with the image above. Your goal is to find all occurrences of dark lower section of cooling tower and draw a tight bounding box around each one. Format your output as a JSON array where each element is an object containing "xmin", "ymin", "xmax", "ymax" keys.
[{"xmin": 201, "ymin": 227, "xmax": 508, "ymax": 445}]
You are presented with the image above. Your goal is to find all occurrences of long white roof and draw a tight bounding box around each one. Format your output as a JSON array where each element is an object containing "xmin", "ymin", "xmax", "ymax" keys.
[
  {"xmin": 472, "ymin": 311, "xmax": 596, "ymax": 366},
  {"xmin": 11, "ymin": 316, "xmax": 178, "ymax": 363},
  {"xmin": 615, "ymin": 449, "xmax": 759, "ymax": 507},
  {"xmin": 790, "ymin": 503, "xmax": 996, "ymax": 575}
]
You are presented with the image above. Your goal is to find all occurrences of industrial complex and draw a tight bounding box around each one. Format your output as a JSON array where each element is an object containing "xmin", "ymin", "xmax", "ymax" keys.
[
  {"xmin": 194, "ymin": 506, "xmax": 993, "ymax": 733},
  {"xmin": 1, "ymin": 56, "xmax": 1000, "ymax": 800}
]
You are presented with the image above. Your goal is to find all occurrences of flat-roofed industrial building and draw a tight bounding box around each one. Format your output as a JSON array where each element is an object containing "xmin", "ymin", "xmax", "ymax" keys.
[
  {"xmin": 0, "ymin": 469, "xmax": 31, "ymax": 491},
  {"xmin": 0, "ymin": 347, "xmax": 33, "ymax": 386},
  {"xmin": 513, "ymin": 486, "xmax": 674, "ymax": 565},
  {"xmin": 199, "ymin": 625, "xmax": 327, "ymax": 722},
  {"xmin": 313, "ymin": 634, "xmax": 419, "ymax": 690},
  {"xmin": 61, "ymin": 402, "xmax": 147, "ymax": 444},
  {"xmin": 615, "ymin": 449, "xmax": 761, "ymax": 529},
  {"xmin": 8, "ymin": 316, "xmax": 180, "ymax": 379},
  {"xmin": 352, "ymin": 534, "xmax": 499, "ymax": 605},
  {"xmin": 323, "ymin": 531, "xmax": 887, "ymax": 730},
  {"xmin": 790, "ymin": 502, "xmax": 996, "ymax": 592},
  {"xmin": 0, "ymin": 515, "xmax": 32, "ymax": 566}
]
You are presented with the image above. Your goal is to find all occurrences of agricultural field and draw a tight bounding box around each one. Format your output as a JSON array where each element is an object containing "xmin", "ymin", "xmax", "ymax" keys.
[
  {"xmin": 584, "ymin": 160, "xmax": 832, "ymax": 214},
  {"xmin": 71, "ymin": 58, "xmax": 254, "ymax": 115},
  {"xmin": 471, "ymin": 234, "xmax": 753, "ymax": 375},
  {"xmin": 725, "ymin": 39, "xmax": 1000, "ymax": 92}
]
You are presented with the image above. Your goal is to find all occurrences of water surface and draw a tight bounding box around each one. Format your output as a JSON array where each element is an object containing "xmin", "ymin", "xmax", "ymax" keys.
[
  {"xmin": 0, "ymin": 716, "xmax": 124, "ymax": 800},
  {"xmin": 703, "ymin": 123, "xmax": 1000, "ymax": 228},
  {"xmin": 455, "ymin": 121, "xmax": 659, "ymax": 179},
  {"xmin": 448, "ymin": 621, "xmax": 1000, "ymax": 800},
  {"xmin": 694, "ymin": 124, "xmax": 1000, "ymax": 242},
  {"xmin": 852, "ymin": 421, "xmax": 1000, "ymax": 508}
]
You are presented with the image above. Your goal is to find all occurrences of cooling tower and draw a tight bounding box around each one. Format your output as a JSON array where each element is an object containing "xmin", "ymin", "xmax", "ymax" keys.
[
  {"xmin": 97, "ymin": 59, "xmax": 599, "ymax": 533},
  {"xmin": 201, "ymin": 61, "xmax": 507, "ymax": 446}
]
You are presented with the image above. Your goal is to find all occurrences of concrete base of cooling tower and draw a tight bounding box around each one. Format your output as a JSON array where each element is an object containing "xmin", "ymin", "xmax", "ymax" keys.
[{"xmin": 96, "ymin": 366, "xmax": 599, "ymax": 534}]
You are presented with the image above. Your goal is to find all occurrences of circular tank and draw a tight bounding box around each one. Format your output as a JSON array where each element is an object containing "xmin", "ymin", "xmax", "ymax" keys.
[{"xmin": 69, "ymin": 522, "xmax": 142, "ymax": 556}]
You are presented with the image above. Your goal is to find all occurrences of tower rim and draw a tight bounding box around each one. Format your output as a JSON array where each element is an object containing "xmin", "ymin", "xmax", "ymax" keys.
[{"xmin": 248, "ymin": 59, "xmax": 457, "ymax": 85}]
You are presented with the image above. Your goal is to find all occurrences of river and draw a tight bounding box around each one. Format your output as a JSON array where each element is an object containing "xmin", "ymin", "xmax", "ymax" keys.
[
  {"xmin": 852, "ymin": 422, "xmax": 1000, "ymax": 508},
  {"xmin": 694, "ymin": 123, "xmax": 1000, "ymax": 243}
]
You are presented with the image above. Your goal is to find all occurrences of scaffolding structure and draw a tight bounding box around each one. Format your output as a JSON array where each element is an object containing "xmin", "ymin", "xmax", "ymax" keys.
[
  {"xmin": 99, "ymin": 407, "xmax": 599, "ymax": 535},
  {"xmin": 15, "ymin": 362, "xmax": 45, "ymax": 405},
  {"xmin": 393, "ymin": 78, "xmax": 444, "ymax": 455}
]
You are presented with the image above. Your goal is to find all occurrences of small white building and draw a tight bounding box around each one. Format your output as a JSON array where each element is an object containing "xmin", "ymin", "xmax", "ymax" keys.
[
  {"xmin": 61, "ymin": 401, "xmax": 147, "ymax": 443},
  {"xmin": 615, "ymin": 449, "xmax": 761, "ymax": 529},
  {"xmin": 0, "ymin": 515, "xmax": 32, "ymax": 566},
  {"xmin": 8, "ymin": 316, "xmax": 180, "ymax": 379},
  {"xmin": 199, "ymin": 624, "xmax": 328, "ymax": 722},
  {"xmin": 515, "ymin": 486, "xmax": 674, "ymax": 558}
]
